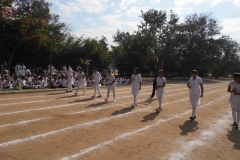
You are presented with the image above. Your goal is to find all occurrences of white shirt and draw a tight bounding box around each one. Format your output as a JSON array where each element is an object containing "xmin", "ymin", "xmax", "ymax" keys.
[
  {"xmin": 156, "ymin": 77, "xmax": 166, "ymax": 88},
  {"xmin": 92, "ymin": 71, "xmax": 102, "ymax": 83},
  {"xmin": 66, "ymin": 69, "xmax": 74, "ymax": 78},
  {"xmin": 188, "ymin": 76, "xmax": 202, "ymax": 95},
  {"xmin": 131, "ymin": 74, "xmax": 142, "ymax": 89},
  {"xmin": 106, "ymin": 74, "xmax": 115, "ymax": 85},
  {"xmin": 229, "ymin": 80, "xmax": 240, "ymax": 104}
]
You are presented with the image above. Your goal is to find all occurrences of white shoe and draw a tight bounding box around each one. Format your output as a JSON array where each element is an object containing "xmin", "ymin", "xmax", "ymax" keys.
[{"xmin": 113, "ymin": 99, "xmax": 116, "ymax": 102}]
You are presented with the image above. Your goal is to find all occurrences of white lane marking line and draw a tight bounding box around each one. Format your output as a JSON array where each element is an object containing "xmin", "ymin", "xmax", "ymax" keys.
[
  {"xmin": 59, "ymin": 95, "xmax": 229, "ymax": 160},
  {"xmin": 0, "ymin": 107, "xmax": 151, "ymax": 148},
  {"xmin": 0, "ymin": 90, "xmax": 192, "ymax": 128},
  {"xmin": 0, "ymin": 85, "xmax": 154, "ymax": 101},
  {"xmin": 0, "ymin": 83, "xmax": 226, "ymax": 101},
  {"xmin": 0, "ymin": 90, "xmax": 227, "ymax": 148},
  {"xmin": 0, "ymin": 117, "xmax": 52, "ymax": 129},
  {"xmin": 0, "ymin": 87, "xmax": 224, "ymax": 116},
  {"xmin": 166, "ymin": 113, "xmax": 231, "ymax": 160},
  {"xmin": 0, "ymin": 88, "xmax": 153, "ymax": 107}
]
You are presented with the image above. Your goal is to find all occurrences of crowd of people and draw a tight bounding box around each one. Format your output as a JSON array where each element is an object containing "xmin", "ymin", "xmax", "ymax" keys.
[{"xmin": 0, "ymin": 64, "xmax": 131, "ymax": 91}]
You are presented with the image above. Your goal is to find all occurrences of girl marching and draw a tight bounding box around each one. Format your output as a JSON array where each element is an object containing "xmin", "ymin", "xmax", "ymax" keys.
[
  {"xmin": 155, "ymin": 70, "xmax": 166, "ymax": 113},
  {"xmin": 187, "ymin": 70, "xmax": 204, "ymax": 120},
  {"xmin": 65, "ymin": 65, "xmax": 74, "ymax": 92},
  {"xmin": 75, "ymin": 67, "xmax": 86, "ymax": 95},
  {"xmin": 131, "ymin": 67, "xmax": 142, "ymax": 108},
  {"xmin": 92, "ymin": 67, "xmax": 102, "ymax": 98},
  {"xmin": 227, "ymin": 73, "xmax": 240, "ymax": 129},
  {"xmin": 105, "ymin": 69, "xmax": 116, "ymax": 102}
]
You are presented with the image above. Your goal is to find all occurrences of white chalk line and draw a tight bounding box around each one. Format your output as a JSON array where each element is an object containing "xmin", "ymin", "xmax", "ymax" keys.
[
  {"xmin": 165, "ymin": 113, "xmax": 231, "ymax": 160},
  {"xmin": 0, "ymin": 83, "xmax": 226, "ymax": 103},
  {"xmin": 0, "ymin": 85, "xmax": 154, "ymax": 101},
  {"xmin": 0, "ymin": 107, "xmax": 151, "ymax": 148},
  {"xmin": 0, "ymin": 89, "xmax": 227, "ymax": 148},
  {"xmin": 59, "ymin": 95, "xmax": 229, "ymax": 160},
  {"xmin": 0, "ymin": 117, "xmax": 52, "ymax": 129},
  {"xmin": 0, "ymin": 87, "xmax": 222, "ymax": 116},
  {"xmin": 0, "ymin": 87, "xmax": 226, "ymax": 131},
  {"xmin": 0, "ymin": 91, "xmax": 189, "ymax": 129}
]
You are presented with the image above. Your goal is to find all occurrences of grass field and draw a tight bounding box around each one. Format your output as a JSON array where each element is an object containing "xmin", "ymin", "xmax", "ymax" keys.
[{"xmin": 0, "ymin": 78, "xmax": 239, "ymax": 160}]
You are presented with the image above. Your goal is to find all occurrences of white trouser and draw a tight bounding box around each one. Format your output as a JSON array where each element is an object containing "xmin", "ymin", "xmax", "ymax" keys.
[
  {"xmin": 93, "ymin": 84, "xmax": 101, "ymax": 96},
  {"xmin": 67, "ymin": 77, "xmax": 73, "ymax": 91},
  {"xmin": 158, "ymin": 97, "xmax": 162, "ymax": 110},
  {"xmin": 133, "ymin": 95, "xmax": 137, "ymax": 106},
  {"xmin": 191, "ymin": 105, "xmax": 197, "ymax": 117},
  {"xmin": 106, "ymin": 90, "xmax": 115, "ymax": 100},
  {"xmin": 232, "ymin": 108, "xmax": 240, "ymax": 124},
  {"xmin": 76, "ymin": 85, "xmax": 85, "ymax": 94}
]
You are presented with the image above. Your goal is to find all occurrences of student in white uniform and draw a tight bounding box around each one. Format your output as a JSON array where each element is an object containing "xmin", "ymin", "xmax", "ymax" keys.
[
  {"xmin": 187, "ymin": 70, "xmax": 204, "ymax": 120},
  {"xmin": 75, "ymin": 67, "xmax": 86, "ymax": 95},
  {"xmin": 105, "ymin": 69, "xmax": 116, "ymax": 102},
  {"xmin": 21, "ymin": 64, "xmax": 26, "ymax": 77},
  {"xmin": 65, "ymin": 66, "xmax": 74, "ymax": 92},
  {"xmin": 155, "ymin": 70, "xmax": 166, "ymax": 113},
  {"xmin": 92, "ymin": 67, "xmax": 102, "ymax": 98},
  {"xmin": 131, "ymin": 67, "xmax": 142, "ymax": 108},
  {"xmin": 227, "ymin": 73, "xmax": 240, "ymax": 129}
]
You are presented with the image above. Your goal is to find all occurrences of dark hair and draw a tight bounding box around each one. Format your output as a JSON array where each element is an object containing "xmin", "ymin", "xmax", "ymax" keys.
[
  {"xmin": 133, "ymin": 67, "xmax": 140, "ymax": 74},
  {"xmin": 233, "ymin": 73, "xmax": 240, "ymax": 77},
  {"xmin": 192, "ymin": 70, "xmax": 198, "ymax": 75},
  {"xmin": 92, "ymin": 66, "xmax": 97, "ymax": 70},
  {"xmin": 158, "ymin": 70, "xmax": 165, "ymax": 77}
]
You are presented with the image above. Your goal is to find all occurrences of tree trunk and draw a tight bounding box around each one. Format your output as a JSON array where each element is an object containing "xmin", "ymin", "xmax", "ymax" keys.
[{"xmin": 7, "ymin": 50, "xmax": 15, "ymax": 71}]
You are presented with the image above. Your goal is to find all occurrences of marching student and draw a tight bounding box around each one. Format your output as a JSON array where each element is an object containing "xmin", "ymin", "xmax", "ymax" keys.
[
  {"xmin": 227, "ymin": 73, "xmax": 240, "ymax": 129},
  {"xmin": 91, "ymin": 66, "xmax": 102, "ymax": 98},
  {"xmin": 65, "ymin": 65, "xmax": 74, "ymax": 92},
  {"xmin": 187, "ymin": 70, "xmax": 204, "ymax": 120},
  {"xmin": 75, "ymin": 67, "xmax": 86, "ymax": 95},
  {"xmin": 131, "ymin": 67, "xmax": 142, "ymax": 108},
  {"xmin": 105, "ymin": 69, "xmax": 116, "ymax": 102},
  {"xmin": 155, "ymin": 70, "xmax": 166, "ymax": 113},
  {"xmin": 151, "ymin": 58, "xmax": 164, "ymax": 98}
]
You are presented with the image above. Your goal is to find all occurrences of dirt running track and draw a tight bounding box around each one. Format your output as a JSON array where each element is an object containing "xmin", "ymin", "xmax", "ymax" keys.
[{"xmin": 0, "ymin": 80, "xmax": 240, "ymax": 160}]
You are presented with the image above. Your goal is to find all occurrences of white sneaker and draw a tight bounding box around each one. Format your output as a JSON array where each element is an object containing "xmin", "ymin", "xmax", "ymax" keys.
[{"xmin": 113, "ymin": 99, "xmax": 116, "ymax": 102}]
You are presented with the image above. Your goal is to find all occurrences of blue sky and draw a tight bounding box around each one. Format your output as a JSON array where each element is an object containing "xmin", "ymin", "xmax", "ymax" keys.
[{"xmin": 48, "ymin": 0, "xmax": 240, "ymax": 47}]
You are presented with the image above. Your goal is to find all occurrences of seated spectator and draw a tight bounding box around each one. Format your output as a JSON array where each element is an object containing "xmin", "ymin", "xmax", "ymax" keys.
[
  {"xmin": 59, "ymin": 76, "xmax": 67, "ymax": 88},
  {"xmin": 3, "ymin": 78, "xmax": 12, "ymax": 90},
  {"xmin": 51, "ymin": 76, "xmax": 58, "ymax": 88},
  {"xmin": 43, "ymin": 75, "xmax": 49, "ymax": 87},
  {"xmin": 19, "ymin": 76, "xmax": 30, "ymax": 89}
]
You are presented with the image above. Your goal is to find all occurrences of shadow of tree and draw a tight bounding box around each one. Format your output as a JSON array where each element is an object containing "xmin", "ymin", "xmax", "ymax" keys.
[
  {"xmin": 179, "ymin": 120, "xmax": 199, "ymax": 135},
  {"xmin": 227, "ymin": 128, "xmax": 240, "ymax": 150}
]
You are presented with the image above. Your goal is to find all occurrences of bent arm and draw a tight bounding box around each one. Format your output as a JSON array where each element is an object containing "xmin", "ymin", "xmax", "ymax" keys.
[{"xmin": 200, "ymin": 83, "xmax": 203, "ymax": 97}]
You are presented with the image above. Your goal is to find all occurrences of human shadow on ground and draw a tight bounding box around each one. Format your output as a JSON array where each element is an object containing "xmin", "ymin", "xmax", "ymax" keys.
[
  {"xmin": 45, "ymin": 92, "xmax": 67, "ymax": 96},
  {"xmin": 141, "ymin": 112, "xmax": 159, "ymax": 122},
  {"xmin": 179, "ymin": 120, "xmax": 199, "ymax": 135},
  {"xmin": 227, "ymin": 127, "xmax": 240, "ymax": 150},
  {"xmin": 140, "ymin": 98, "xmax": 157, "ymax": 105},
  {"xmin": 85, "ymin": 101, "xmax": 107, "ymax": 108},
  {"xmin": 58, "ymin": 95, "xmax": 77, "ymax": 99},
  {"xmin": 111, "ymin": 107, "xmax": 134, "ymax": 116},
  {"xmin": 70, "ymin": 97, "xmax": 95, "ymax": 103}
]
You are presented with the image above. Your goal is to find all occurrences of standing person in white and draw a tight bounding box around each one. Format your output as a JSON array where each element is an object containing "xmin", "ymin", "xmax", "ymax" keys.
[
  {"xmin": 187, "ymin": 70, "xmax": 204, "ymax": 120},
  {"xmin": 131, "ymin": 67, "xmax": 142, "ymax": 108},
  {"xmin": 227, "ymin": 73, "xmax": 240, "ymax": 129},
  {"xmin": 155, "ymin": 70, "xmax": 166, "ymax": 113},
  {"xmin": 65, "ymin": 66, "xmax": 74, "ymax": 92},
  {"xmin": 105, "ymin": 69, "xmax": 116, "ymax": 102},
  {"xmin": 92, "ymin": 67, "xmax": 102, "ymax": 98},
  {"xmin": 74, "ymin": 67, "xmax": 86, "ymax": 95},
  {"xmin": 20, "ymin": 64, "xmax": 26, "ymax": 77}
]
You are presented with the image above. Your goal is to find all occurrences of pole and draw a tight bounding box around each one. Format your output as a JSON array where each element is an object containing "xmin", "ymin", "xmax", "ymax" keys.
[{"xmin": 50, "ymin": 35, "xmax": 52, "ymax": 79}]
